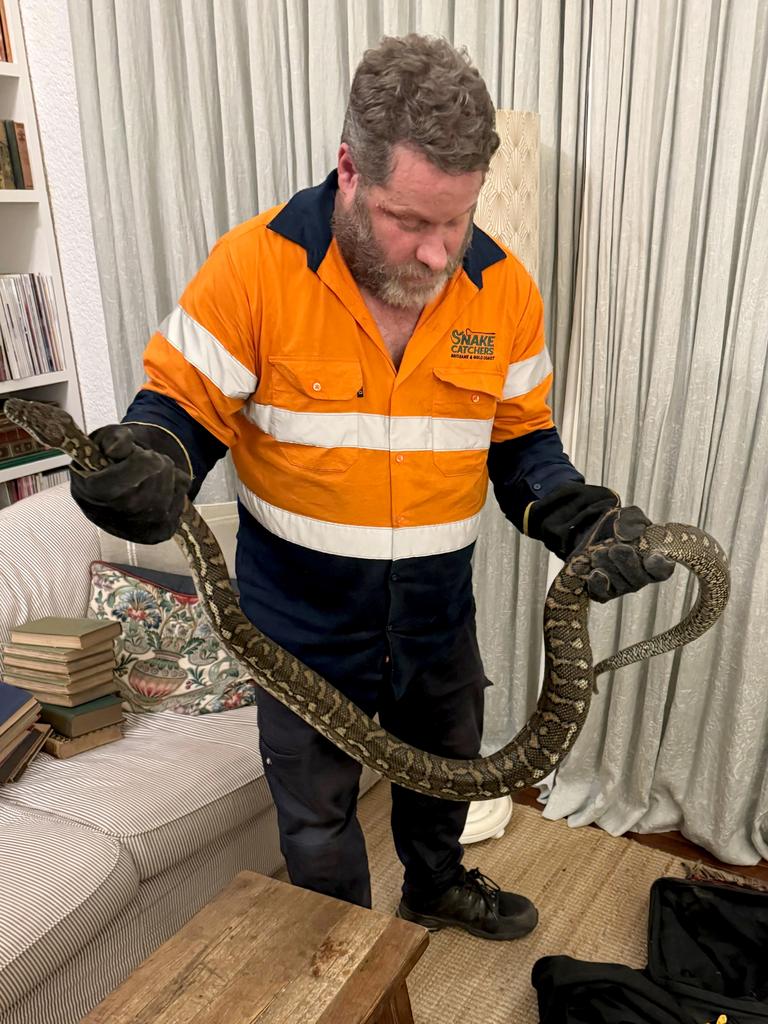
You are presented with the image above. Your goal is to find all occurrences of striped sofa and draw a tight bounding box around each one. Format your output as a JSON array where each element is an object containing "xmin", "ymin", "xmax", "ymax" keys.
[{"xmin": 0, "ymin": 484, "xmax": 378, "ymax": 1024}]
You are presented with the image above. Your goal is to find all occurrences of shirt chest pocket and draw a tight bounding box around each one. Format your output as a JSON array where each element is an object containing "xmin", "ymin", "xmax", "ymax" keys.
[
  {"xmin": 268, "ymin": 357, "xmax": 363, "ymax": 474},
  {"xmin": 432, "ymin": 366, "xmax": 503, "ymax": 477}
]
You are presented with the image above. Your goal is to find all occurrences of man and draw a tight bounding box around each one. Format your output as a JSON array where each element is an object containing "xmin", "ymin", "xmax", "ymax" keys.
[{"xmin": 72, "ymin": 34, "xmax": 673, "ymax": 941}]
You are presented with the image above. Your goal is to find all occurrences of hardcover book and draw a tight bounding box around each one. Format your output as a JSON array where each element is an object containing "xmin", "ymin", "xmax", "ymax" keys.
[
  {"xmin": 0, "ymin": 729, "xmax": 34, "ymax": 779},
  {"xmin": 0, "ymin": 122, "xmax": 14, "ymax": 189},
  {"xmin": 10, "ymin": 617, "xmax": 121, "ymax": 650},
  {"xmin": 3, "ymin": 120, "xmax": 23, "ymax": 188},
  {"xmin": 3, "ymin": 660, "xmax": 116, "ymax": 687},
  {"xmin": 3, "ymin": 668, "xmax": 116, "ymax": 695},
  {"xmin": 0, "ymin": 679, "xmax": 37, "ymax": 732},
  {"xmin": 44, "ymin": 721, "xmax": 123, "ymax": 759},
  {"xmin": 1, "ymin": 638, "xmax": 115, "ymax": 664},
  {"xmin": 0, "ymin": 723, "xmax": 51, "ymax": 783},
  {"xmin": 10, "ymin": 122, "xmax": 32, "ymax": 188},
  {"xmin": 23, "ymin": 679, "xmax": 120, "ymax": 708},
  {"xmin": 2, "ymin": 647, "xmax": 115, "ymax": 676},
  {"xmin": 39, "ymin": 694, "xmax": 123, "ymax": 739},
  {"xmin": 0, "ymin": 704, "xmax": 40, "ymax": 759},
  {"xmin": 0, "ymin": 1, "xmax": 12, "ymax": 63}
]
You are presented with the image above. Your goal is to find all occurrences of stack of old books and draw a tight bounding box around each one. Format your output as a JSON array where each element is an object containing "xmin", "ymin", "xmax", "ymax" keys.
[
  {"xmin": 0, "ymin": 681, "xmax": 50, "ymax": 783},
  {"xmin": 2, "ymin": 616, "xmax": 124, "ymax": 759}
]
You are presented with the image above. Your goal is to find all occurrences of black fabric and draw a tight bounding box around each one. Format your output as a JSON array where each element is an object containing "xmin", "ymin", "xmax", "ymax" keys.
[
  {"xmin": 525, "ymin": 482, "xmax": 620, "ymax": 560},
  {"xmin": 533, "ymin": 957, "xmax": 692, "ymax": 1024},
  {"xmin": 487, "ymin": 429, "xmax": 585, "ymax": 531},
  {"xmin": 254, "ymin": 655, "xmax": 486, "ymax": 908},
  {"xmin": 234, "ymin": 503, "xmax": 488, "ymax": 702},
  {"xmin": 647, "ymin": 877, "xmax": 768, "ymax": 1013},
  {"xmin": 70, "ymin": 422, "xmax": 193, "ymax": 544},
  {"xmin": 533, "ymin": 877, "xmax": 768, "ymax": 1023},
  {"xmin": 108, "ymin": 563, "xmax": 240, "ymax": 598}
]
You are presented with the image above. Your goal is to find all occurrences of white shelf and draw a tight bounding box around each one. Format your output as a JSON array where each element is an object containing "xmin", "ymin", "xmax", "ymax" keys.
[
  {"xmin": 0, "ymin": 189, "xmax": 40, "ymax": 203},
  {"xmin": 0, "ymin": 370, "xmax": 69, "ymax": 394},
  {"xmin": 0, "ymin": 450, "xmax": 70, "ymax": 484},
  {"xmin": 0, "ymin": 0, "xmax": 83, "ymax": 500}
]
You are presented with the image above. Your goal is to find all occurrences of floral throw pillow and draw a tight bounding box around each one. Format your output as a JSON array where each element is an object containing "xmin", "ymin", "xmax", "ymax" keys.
[{"xmin": 88, "ymin": 560, "xmax": 259, "ymax": 715}]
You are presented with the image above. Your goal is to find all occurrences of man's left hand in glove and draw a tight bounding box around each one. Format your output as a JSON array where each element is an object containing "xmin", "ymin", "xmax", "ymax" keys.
[{"xmin": 524, "ymin": 482, "xmax": 675, "ymax": 603}]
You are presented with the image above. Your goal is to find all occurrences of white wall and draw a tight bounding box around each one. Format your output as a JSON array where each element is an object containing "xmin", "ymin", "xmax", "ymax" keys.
[{"xmin": 19, "ymin": 0, "xmax": 117, "ymax": 430}]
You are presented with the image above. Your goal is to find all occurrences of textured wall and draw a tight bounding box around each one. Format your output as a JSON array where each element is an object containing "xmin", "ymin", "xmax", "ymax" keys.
[{"xmin": 19, "ymin": 0, "xmax": 117, "ymax": 429}]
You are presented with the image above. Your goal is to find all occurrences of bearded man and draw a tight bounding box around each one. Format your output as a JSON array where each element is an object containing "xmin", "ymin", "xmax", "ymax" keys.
[{"xmin": 72, "ymin": 34, "xmax": 672, "ymax": 940}]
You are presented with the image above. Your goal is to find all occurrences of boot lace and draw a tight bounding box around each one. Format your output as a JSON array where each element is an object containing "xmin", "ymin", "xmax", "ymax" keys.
[{"xmin": 463, "ymin": 868, "xmax": 501, "ymax": 912}]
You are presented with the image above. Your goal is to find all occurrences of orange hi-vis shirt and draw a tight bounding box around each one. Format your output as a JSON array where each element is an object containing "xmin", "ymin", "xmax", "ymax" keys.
[
  {"xmin": 136, "ymin": 172, "xmax": 570, "ymax": 561},
  {"xmin": 125, "ymin": 171, "xmax": 583, "ymax": 699}
]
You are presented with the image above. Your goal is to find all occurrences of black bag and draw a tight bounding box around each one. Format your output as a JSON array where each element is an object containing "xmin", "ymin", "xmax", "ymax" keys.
[{"xmin": 533, "ymin": 876, "xmax": 768, "ymax": 1023}]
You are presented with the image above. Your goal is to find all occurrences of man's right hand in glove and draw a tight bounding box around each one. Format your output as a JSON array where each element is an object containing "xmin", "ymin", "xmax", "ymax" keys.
[{"xmin": 70, "ymin": 423, "xmax": 192, "ymax": 544}]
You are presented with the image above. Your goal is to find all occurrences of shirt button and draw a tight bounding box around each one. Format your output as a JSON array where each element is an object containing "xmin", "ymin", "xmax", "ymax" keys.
[
  {"xmin": 384, "ymin": 655, "xmax": 390, "ymax": 664},
  {"xmin": 397, "ymin": 515, "xmax": 408, "ymax": 526},
  {"xmin": 312, "ymin": 382, "xmax": 321, "ymax": 392},
  {"xmin": 471, "ymin": 394, "xmax": 481, "ymax": 403},
  {"xmin": 533, "ymin": 483, "xmax": 542, "ymax": 491},
  {"xmin": 395, "ymin": 454, "xmax": 404, "ymax": 463},
  {"xmin": 390, "ymin": 573, "xmax": 399, "ymax": 581}
]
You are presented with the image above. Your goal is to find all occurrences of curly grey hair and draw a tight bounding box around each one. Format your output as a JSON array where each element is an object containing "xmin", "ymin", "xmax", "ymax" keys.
[{"xmin": 341, "ymin": 34, "xmax": 499, "ymax": 185}]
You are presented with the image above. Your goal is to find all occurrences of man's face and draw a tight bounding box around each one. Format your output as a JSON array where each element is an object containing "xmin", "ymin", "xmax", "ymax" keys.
[{"xmin": 333, "ymin": 144, "xmax": 483, "ymax": 310}]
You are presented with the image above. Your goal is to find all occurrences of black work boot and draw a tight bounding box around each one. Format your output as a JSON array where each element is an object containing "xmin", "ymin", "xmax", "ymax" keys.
[{"xmin": 396, "ymin": 867, "xmax": 538, "ymax": 940}]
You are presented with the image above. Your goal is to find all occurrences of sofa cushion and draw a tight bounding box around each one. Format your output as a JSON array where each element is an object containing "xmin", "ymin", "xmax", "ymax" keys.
[
  {"xmin": 88, "ymin": 560, "xmax": 258, "ymax": 715},
  {"xmin": 1, "ymin": 706, "xmax": 269, "ymax": 881},
  {"xmin": 0, "ymin": 801, "xmax": 137, "ymax": 1013},
  {"xmin": 97, "ymin": 500, "xmax": 239, "ymax": 577}
]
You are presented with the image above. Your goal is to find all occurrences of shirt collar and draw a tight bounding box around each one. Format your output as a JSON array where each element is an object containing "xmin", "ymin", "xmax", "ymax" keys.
[{"xmin": 267, "ymin": 169, "xmax": 506, "ymax": 287}]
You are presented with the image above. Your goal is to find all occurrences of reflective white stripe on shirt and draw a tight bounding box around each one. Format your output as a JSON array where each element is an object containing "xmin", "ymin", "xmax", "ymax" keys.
[
  {"xmin": 502, "ymin": 347, "xmax": 553, "ymax": 400},
  {"xmin": 159, "ymin": 305, "xmax": 258, "ymax": 400},
  {"xmin": 237, "ymin": 484, "xmax": 482, "ymax": 559},
  {"xmin": 244, "ymin": 403, "xmax": 493, "ymax": 452}
]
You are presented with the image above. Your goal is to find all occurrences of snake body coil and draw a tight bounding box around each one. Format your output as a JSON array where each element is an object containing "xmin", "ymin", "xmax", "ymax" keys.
[{"xmin": 5, "ymin": 398, "xmax": 730, "ymax": 801}]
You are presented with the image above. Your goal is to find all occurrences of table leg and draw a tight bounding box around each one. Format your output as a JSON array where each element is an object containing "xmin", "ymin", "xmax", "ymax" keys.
[{"xmin": 374, "ymin": 979, "xmax": 415, "ymax": 1024}]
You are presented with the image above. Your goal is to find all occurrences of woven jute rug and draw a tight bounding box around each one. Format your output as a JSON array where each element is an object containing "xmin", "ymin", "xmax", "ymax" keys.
[{"xmin": 358, "ymin": 783, "xmax": 689, "ymax": 1024}]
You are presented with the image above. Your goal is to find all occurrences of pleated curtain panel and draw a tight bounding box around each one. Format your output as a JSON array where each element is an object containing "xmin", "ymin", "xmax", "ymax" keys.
[{"xmin": 64, "ymin": 0, "xmax": 768, "ymax": 864}]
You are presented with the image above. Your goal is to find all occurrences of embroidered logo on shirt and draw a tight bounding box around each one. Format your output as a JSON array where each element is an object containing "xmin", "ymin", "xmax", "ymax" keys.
[{"xmin": 450, "ymin": 328, "xmax": 496, "ymax": 360}]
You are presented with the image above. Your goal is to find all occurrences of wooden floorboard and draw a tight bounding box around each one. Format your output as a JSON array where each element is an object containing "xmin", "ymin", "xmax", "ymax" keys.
[{"xmin": 511, "ymin": 789, "xmax": 768, "ymax": 884}]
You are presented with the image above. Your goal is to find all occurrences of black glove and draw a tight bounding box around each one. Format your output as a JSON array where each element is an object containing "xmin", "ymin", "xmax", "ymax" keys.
[
  {"xmin": 70, "ymin": 423, "xmax": 192, "ymax": 544},
  {"xmin": 526, "ymin": 482, "xmax": 675, "ymax": 603}
]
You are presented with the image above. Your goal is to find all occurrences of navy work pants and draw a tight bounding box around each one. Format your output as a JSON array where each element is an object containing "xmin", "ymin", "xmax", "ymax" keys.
[{"xmin": 256, "ymin": 672, "xmax": 486, "ymax": 908}]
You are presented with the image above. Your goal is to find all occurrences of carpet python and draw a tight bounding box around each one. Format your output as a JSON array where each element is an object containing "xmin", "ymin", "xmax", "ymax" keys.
[{"xmin": 5, "ymin": 398, "xmax": 730, "ymax": 801}]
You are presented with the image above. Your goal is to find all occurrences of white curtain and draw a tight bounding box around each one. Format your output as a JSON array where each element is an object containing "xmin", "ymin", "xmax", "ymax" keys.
[
  {"xmin": 65, "ymin": 0, "xmax": 768, "ymax": 864},
  {"xmin": 540, "ymin": 0, "xmax": 768, "ymax": 867}
]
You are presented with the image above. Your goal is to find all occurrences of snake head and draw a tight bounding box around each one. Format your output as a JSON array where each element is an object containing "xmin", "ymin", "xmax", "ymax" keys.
[{"xmin": 4, "ymin": 398, "xmax": 69, "ymax": 448}]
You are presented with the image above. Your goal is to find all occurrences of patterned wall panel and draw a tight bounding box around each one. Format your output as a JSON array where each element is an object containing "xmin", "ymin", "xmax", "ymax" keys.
[{"xmin": 475, "ymin": 110, "xmax": 540, "ymax": 283}]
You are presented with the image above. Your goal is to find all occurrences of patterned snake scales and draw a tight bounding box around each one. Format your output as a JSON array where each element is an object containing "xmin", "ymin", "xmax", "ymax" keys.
[{"xmin": 6, "ymin": 398, "xmax": 730, "ymax": 802}]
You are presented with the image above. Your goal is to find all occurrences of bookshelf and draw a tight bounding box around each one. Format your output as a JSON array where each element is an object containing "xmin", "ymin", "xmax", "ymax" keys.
[
  {"xmin": 0, "ymin": 188, "xmax": 39, "ymax": 202},
  {"xmin": 0, "ymin": 0, "xmax": 82, "ymax": 496}
]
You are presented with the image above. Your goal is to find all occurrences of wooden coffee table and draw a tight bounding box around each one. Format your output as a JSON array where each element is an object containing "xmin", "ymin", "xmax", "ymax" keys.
[{"xmin": 81, "ymin": 870, "xmax": 429, "ymax": 1023}]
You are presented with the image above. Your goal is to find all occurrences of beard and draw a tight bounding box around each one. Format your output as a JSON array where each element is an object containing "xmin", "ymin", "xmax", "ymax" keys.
[{"xmin": 332, "ymin": 188, "xmax": 473, "ymax": 310}]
